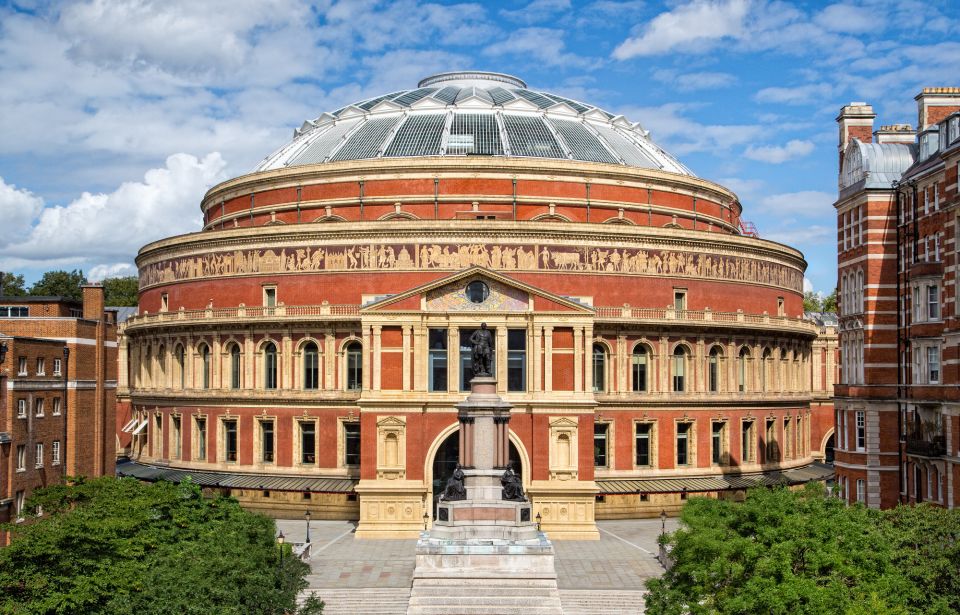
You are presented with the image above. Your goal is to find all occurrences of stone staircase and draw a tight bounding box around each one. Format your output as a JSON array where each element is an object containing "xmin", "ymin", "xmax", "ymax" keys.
[
  {"xmin": 300, "ymin": 587, "xmax": 410, "ymax": 615},
  {"xmin": 407, "ymin": 577, "xmax": 563, "ymax": 615},
  {"xmin": 559, "ymin": 589, "xmax": 647, "ymax": 614}
]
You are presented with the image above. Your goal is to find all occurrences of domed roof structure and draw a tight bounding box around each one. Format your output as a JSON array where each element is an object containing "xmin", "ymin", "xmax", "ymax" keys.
[{"xmin": 254, "ymin": 71, "xmax": 693, "ymax": 176}]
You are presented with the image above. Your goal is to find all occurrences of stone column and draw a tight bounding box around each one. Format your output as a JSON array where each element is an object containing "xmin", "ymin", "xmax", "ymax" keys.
[
  {"xmin": 282, "ymin": 330, "xmax": 293, "ymax": 389},
  {"xmin": 659, "ymin": 336, "xmax": 669, "ymax": 392},
  {"xmin": 413, "ymin": 326, "xmax": 426, "ymax": 391},
  {"xmin": 244, "ymin": 333, "xmax": 254, "ymax": 389},
  {"xmin": 118, "ymin": 335, "xmax": 129, "ymax": 390},
  {"xmin": 573, "ymin": 327, "xmax": 583, "ymax": 392},
  {"xmin": 496, "ymin": 326, "xmax": 508, "ymax": 394},
  {"xmin": 533, "ymin": 326, "xmax": 543, "ymax": 393},
  {"xmin": 324, "ymin": 331, "xmax": 335, "ymax": 390},
  {"xmin": 617, "ymin": 334, "xmax": 628, "ymax": 393},
  {"xmin": 695, "ymin": 337, "xmax": 705, "ymax": 393},
  {"xmin": 583, "ymin": 326, "xmax": 594, "ymax": 393},
  {"xmin": 362, "ymin": 326, "xmax": 372, "ymax": 392},
  {"xmin": 402, "ymin": 325, "xmax": 412, "ymax": 392},
  {"xmin": 211, "ymin": 335, "xmax": 222, "ymax": 389},
  {"xmin": 185, "ymin": 337, "xmax": 195, "ymax": 389},
  {"xmin": 447, "ymin": 327, "xmax": 459, "ymax": 393},
  {"xmin": 543, "ymin": 326, "xmax": 554, "ymax": 392},
  {"xmin": 372, "ymin": 325, "xmax": 382, "ymax": 391}
]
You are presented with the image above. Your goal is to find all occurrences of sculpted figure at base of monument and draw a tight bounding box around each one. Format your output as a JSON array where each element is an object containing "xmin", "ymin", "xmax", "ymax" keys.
[
  {"xmin": 501, "ymin": 465, "xmax": 526, "ymax": 501},
  {"xmin": 440, "ymin": 464, "xmax": 466, "ymax": 502}
]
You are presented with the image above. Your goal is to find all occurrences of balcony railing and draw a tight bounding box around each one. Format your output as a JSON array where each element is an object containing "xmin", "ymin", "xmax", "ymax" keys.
[
  {"xmin": 906, "ymin": 434, "xmax": 946, "ymax": 457},
  {"xmin": 593, "ymin": 307, "xmax": 817, "ymax": 333}
]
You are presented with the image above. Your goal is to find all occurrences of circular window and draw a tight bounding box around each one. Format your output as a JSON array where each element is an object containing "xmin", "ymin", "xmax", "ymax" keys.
[{"xmin": 466, "ymin": 281, "xmax": 489, "ymax": 304}]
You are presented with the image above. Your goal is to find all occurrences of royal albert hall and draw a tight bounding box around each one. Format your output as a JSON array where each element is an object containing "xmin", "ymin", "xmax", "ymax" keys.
[{"xmin": 117, "ymin": 72, "xmax": 835, "ymax": 539}]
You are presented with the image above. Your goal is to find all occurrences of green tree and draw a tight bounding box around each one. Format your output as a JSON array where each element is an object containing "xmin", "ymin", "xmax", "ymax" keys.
[
  {"xmin": 883, "ymin": 504, "xmax": 960, "ymax": 614},
  {"xmin": 802, "ymin": 290, "xmax": 823, "ymax": 312},
  {"xmin": 0, "ymin": 477, "xmax": 323, "ymax": 615},
  {"xmin": 822, "ymin": 288, "xmax": 838, "ymax": 313},
  {"xmin": 0, "ymin": 272, "xmax": 26, "ymax": 296},
  {"xmin": 102, "ymin": 276, "xmax": 139, "ymax": 306},
  {"xmin": 29, "ymin": 269, "xmax": 85, "ymax": 301},
  {"xmin": 646, "ymin": 485, "xmax": 913, "ymax": 615}
]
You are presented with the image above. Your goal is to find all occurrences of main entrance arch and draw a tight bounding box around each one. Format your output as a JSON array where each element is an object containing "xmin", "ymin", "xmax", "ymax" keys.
[{"xmin": 424, "ymin": 423, "xmax": 528, "ymax": 518}]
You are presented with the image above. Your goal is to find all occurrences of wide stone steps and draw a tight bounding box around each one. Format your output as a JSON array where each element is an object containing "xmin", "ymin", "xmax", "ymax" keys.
[
  {"xmin": 407, "ymin": 577, "xmax": 563, "ymax": 615},
  {"xmin": 299, "ymin": 587, "xmax": 410, "ymax": 615},
  {"xmin": 559, "ymin": 589, "xmax": 647, "ymax": 614}
]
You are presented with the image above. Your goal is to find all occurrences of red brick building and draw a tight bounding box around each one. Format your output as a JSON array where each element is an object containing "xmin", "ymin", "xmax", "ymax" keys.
[
  {"xmin": 0, "ymin": 287, "xmax": 118, "ymax": 533},
  {"xmin": 118, "ymin": 72, "xmax": 835, "ymax": 538},
  {"xmin": 834, "ymin": 88, "xmax": 960, "ymax": 508}
]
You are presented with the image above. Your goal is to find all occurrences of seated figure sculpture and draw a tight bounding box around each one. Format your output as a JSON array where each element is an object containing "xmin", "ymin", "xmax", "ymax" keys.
[
  {"xmin": 441, "ymin": 463, "xmax": 466, "ymax": 501},
  {"xmin": 500, "ymin": 464, "xmax": 526, "ymax": 501}
]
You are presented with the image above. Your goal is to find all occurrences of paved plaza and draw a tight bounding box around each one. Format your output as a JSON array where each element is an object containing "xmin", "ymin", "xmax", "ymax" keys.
[{"xmin": 278, "ymin": 517, "xmax": 680, "ymax": 613}]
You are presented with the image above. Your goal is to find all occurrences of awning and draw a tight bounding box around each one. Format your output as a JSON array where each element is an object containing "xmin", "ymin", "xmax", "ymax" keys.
[
  {"xmin": 121, "ymin": 418, "xmax": 139, "ymax": 433},
  {"xmin": 130, "ymin": 419, "xmax": 149, "ymax": 435},
  {"xmin": 116, "ymin": 460, "xmax": 357, "ymax": 494},
  {"xmin": 595, "ymin": 463, "xmax": 835, "ymax": 495}
]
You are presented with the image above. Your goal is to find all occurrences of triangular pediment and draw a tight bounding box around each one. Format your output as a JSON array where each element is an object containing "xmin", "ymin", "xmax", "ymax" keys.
[
  {"xmin": 546, "ymin": 102, "xmax": 579, "ymax": 117},
  {"xmin": 549, "ymin": 416, "xmax": 579, "ymax": 428},
  {"xmin": 361, "ymin": 266, "xmax": 594, "ymax": 315},
  {"xmin": 502, "ymin": 97, "xmax": 540, "ymax": 112},
  {"xmin": 376, "ymin": 415, "xmax": 406, "ymax": 427}
]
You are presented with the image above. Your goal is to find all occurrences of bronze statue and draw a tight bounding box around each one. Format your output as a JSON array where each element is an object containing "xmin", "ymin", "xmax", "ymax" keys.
[
  {"xmin": 469, "ymin": 323, "xmax": 494, "ymax": 377},
  {"xmin": 441, "ymin": 463, "xmax": 466, "ymax": 501},
  {"xmin": 500, "ymin": 464, "xmax": 525, "ymax": 501}
]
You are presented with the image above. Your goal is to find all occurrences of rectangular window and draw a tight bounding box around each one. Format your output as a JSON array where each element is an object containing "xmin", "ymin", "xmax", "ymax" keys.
[
  {"xmin": 460, "ymin": 329, "xmax": 494, "ymax": 391},
  {"xmin": 636, "ymin": 423, "xmax": 652, "ymax": 466},
  {"xmin": 223, "ymin": 420, "xmax": 238, "ymax": 462},
  {"xmin": 777, "ymin": 296, "xmax": 784, "ymax": 316},
  {"xmin": 711, "ymin": 422, "xmax": 725, "ymax": 465},
  {"xmin": 507, "ymin": 329, "xmax": 526, "ymax": 392},
  {"xmin": 0, "ymin": 306, "xmax": 28, "ymax": 317},
  {"xmin": 674, "ymin": 289, "xmax": 687, "ymax": 312},
  {"xmin": 303, "ymin": 346, "xmax": 319, "ymax": 390},
  {"xmin": 35, "ymin": 442, "xmax": 43, "ymax": 468},
  {"xmin": 171, "ymin": 416, "xmax": 181, "ymax": 459},
  {"xmin": 161, "ymin": 293, "xmax": 169, "ymax": 312},
  {"xmin": 593, "ymin": 423, "xmax": 609, "ymax": 468},
  {"xmin": 300, "ymin": 422, "xmax": 316, "ymax": 464},
  {"xmin": 765, "ymin": 419, "xmax": 778, "ymax": 462},
  {"xmin": 927, "ymin": 346, "xmax": 940, "ymax": 383},
  {"xmin": 632, "ymin": 348, "xmax": 648, "ymax": 392},
  {"xmin": 783, "ymin": 418, "xmax": 792, "ymax": 458},
  {"xmin": 52, "ymin": 397, "xmax": 61, "ymax": 416},
  {"xmin": 53, "ymin": 357, "xmax": 61, "ymax": 376},
  {"xmin": 35, "ymin": 398, "xmax": 44, "ymax": 417},
  {"xmin": 16, "ymin": 445, "xmax": 26, "ymax": 471},
  {"xmin": 346, "ymin": 345, "xmax": 362, "ymax": 391},
  {"xmin": 153, "ymin": 414, "xmax": 163, "ymax": 456},
  {"xmin": 428, "ymin": 328, "xmax": 448, "ymax": 392},
  {"xmin": 17, "ymin": 398, "xmax": 26, "ymax": 418},
  {"xmin": 263, "ymin": 286, "xmax": 277, "ymax": 315},
  {"xmin": 856, "ymin": 478, "xmax": 865, "ymax": 503},
  {"xmin": 928, "ymin": 285, "xmax": 940, "ymax": 320},
  {"xmin": 676, "ymin": 422, "xmax": 691, "ymax": 466},
  {"xmin": 913, "ymin": 286, "xmax": 921, "ymax": 321},
  {"xmin": 18, "ymin": 357, "xmax": 26, "ymax": 375},
  {"xmin": 261, "ymin": 420, "xmax": 275, "ymax": 462},
  {"xmin": 195, "ymin": 418, "xmax": 207, "ymax": 461},
  {"xmin": 36, "ymin": 358, "xmax": 45, "ymax": 375},
  {"xmin": 741, "ymin": 420, "xmax": 754, "ymax": 463},
  {"xmin": 52, "ymin": 440, "xmax": 61, "ymax": 465},
  {"xmin": 855, "ymin": 411, "xmax": 865, "ymax": 451},
  {"xmin": 344, "ymin": 422, "xmax": 361, "ymax": 466},
  {"xmin": 15, "ymin": 491, "xmax": 25, "ymax": 521}
]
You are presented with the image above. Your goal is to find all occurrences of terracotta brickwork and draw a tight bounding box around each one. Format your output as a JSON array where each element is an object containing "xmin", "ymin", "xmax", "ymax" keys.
[{"xmin": 835, "ymin": 89, "xmax": 960, "ymax": 509}]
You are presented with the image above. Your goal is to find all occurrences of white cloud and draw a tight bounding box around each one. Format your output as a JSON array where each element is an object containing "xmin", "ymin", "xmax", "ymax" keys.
[
  {"xmin": 88, "ymin": 263, "xmax": 138, "ymax": 281},
  {"xmin": 652, "ymin": 69, "xmax": 737, "ymax": 92},
  {"xmin": 755, "ymin": 82, "xmax": 837, "ymax": 105},
  {"xmin": 616, "ymin": 103, "xmax": 764, "ymax": 155},
  {"xmin": 500, "ymin": 0, "xmax": 572, "ymax": 24},
  {"xmin": 743, "ymin": 139, "xmax": 815, "ymax": 163},
  {"xmin": 813, "ymin": 3, "xmax": 885, "ymax": 34},
  {"xmin": 803, "ymin": 276, "xmax": 814, "ymax": 293},
  {"xmin": 613, "ymin": 0, "xmax": 750, "ymax": 59},
  {"xmin": 2, "ymin": 153, "xmax": 227, "ymax": 267},
  {"xmin": 0, "ymin": 178, "xmax": 45, "ymax": 249},
  {"xmin": 484, "ymin": 27, "xmax": 598, "ymax": 68},
  {"xmin": 763, "ymin": 224, "xmax": 834, "ymax": 246},
  {"xmin": 758, "ymin": 190, "xmax": 835, "ymax": 217}
]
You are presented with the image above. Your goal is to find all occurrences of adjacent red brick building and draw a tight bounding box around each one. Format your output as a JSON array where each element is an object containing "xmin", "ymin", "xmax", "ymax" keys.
[
  {"xmin": 118, "ymin": 72, "xmax": 835, "ymax": 537},
  {"xmin": 834, "ymin": 87, "xmax": 960, "ymax": 508},
  {"xmin": 0, "ymin": 287, "xmax": 118, "ymax": 535}
]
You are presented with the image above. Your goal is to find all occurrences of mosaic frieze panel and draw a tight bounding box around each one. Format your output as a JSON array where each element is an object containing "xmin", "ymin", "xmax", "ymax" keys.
[
  {"xmin": 139, "ymin": 242, "xmax": 803, "ymax": 291},
  {"xmin": 426, "ymin": 278, "xmax": 529, "ymax": 312}
]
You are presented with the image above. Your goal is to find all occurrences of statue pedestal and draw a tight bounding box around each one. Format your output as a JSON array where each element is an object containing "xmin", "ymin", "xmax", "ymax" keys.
[{"xmin": 407, "ymin": 377, "xmax": 562, "ymax": 615}]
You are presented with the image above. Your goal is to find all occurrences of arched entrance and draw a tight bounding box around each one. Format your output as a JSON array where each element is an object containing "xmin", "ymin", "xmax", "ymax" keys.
[
  {"xmin": 824, "ymin": 434, "xmax": 835, "ymax": 463},
  {"xmin": 428, "ymin": 427, "xmax": 525, "ymax": 519}
]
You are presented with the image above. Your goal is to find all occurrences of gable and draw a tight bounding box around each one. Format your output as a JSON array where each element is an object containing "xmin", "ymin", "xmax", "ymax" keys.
[{"xmin": 426, "ymin": 276, "xmax": 529, "ymax": 312}]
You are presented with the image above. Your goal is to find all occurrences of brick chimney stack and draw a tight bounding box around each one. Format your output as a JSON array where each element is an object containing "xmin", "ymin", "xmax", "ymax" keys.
[
  {"xmin": 874, "ymin": 124, "xmax": 915, "ymax": 145},
  {"xmin": 836, "ymin": 102, "xmax": 876, "ymax": 176},
  {"xmin": 81, "ymin": 283, "xmax": 105, "ymax": 321},
  {"xmin": 915, "ymin": 87, "xmax": 960, "ymax": 131}
]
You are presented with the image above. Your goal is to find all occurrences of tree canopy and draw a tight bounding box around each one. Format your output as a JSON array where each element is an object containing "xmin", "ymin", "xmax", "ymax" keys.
[
  {"xmin": 28, "ymin": 269, "xmax": 85, "ymax": 301},
  {"xmin": 803, "ymin": 289, "xmax": 837, "ymax": 313},
  {"xmin": 0, "ymin": 477, "xmax": 322, "ymax": 615},
  {"xmin": 0, "ymin": 272, "xmax": 26, "ymax": 296},
  {"xmin": 102, "ymin": 276, "xmax": 139, "ymax": 306},
  {"xmin": 646, "ymin": 485, "xmax": 960, "ymax": 615}
]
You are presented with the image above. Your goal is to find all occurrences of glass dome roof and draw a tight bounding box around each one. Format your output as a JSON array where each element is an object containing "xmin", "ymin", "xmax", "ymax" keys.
[{"xmin": 254, "ymin": 71, "xmax": 694, "ymax": 176}]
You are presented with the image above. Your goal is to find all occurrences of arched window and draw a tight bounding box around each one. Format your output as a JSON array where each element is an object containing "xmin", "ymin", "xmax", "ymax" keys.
[
  {"xmin": 143, "ymin": 346, "xmax": 152, "ymax": 388},
  {"xmin": 199, "ymin": 343, "xmax": 210, "ymax": 389},
  {"xmin": 761, "ymin": 348, "xmax": 772, "ymax": 392},
  {"xmin": 263, "ymin": 342, "xmax": 278, "ymax": 389},
  {"xmin": 708, "ymin": 347, "xmax": 721, "ymax": 393},
  {"xmin": 631, "ymin": 345, "xmax": 648, "ymax": 392},
  {"xmin": 175, "ymin": 345, "xmax": 185, "ymax": 389},
  {"xmin": 672, "ymin": 346, "xmax": 687, "ymax": 392},
  {"xmin": 229, "ymin": 343, "xmax": 241, "ymax": 389},
  {"xmin": 592, "ymin": 344, "xmax": 607, "ymax": 393},
  {"xmin": 157, "ymin": 345, "xmax": 166, "ymax": 387},
  {"xmin": 345, "ymin": 342, "xmax": 362, "ymax": 391},
  {"xmin": 857, "ymin": 269, "xmax": 864, "ymax": 313},
  {"xmin": 303, "ymin": 342, "xmax": 320, "ymax": 390},
  {"xmin": 738, "ymin": 347, "xmax": 750, "ymax": 392}
]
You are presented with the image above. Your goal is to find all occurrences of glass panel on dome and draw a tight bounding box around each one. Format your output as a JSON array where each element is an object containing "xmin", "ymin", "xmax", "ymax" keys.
[
  {"xmin": 384, "ymin": 114, "xmax": 445, "ymax": 157},
  {"xmin": 289, "ymin": 119, "xmax": 361, "ymax": 165},
  {"xmin": 549, "ymin": 119, "xmax": 619, "ymax": 164},
  {"xmin": 433, "ymin": 86, "xmax": 461, "ymax": 104},
  {"xmin": 393, "ymin": 87, "xmax": 438, "ymax": 107},
  {"xmin": 511, "ymin": 89, "xmax": 556, "ymax": 109},
  {"xmin": 357, "ymin": 91, "xmax": 404, "ymax": 110},
  {"xmin": 502, "ymin": 115, "xmax": 565, "ymax": 158},
  {"xmin": 449, "ymin": 113, "xmax": 503, "ymax": 155},
  {"xmin": 542, "ymin": 93, "xmax": 591, "ymax": 114},
  {"xmin": 592, "ymin": 125, "xmax": 660, "ymax": 169},
  {"xmin": 330, "ymin": 115, "xmax": 402, "ymax": 161},
  {"xmin": 486, "ymin": 86, "xmax": 516, "ymax": 105}
]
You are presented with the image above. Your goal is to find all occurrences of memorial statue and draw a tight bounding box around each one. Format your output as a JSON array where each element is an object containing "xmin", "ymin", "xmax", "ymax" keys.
[
  {"xmin": 500, "ymin": 464, "xmax": 526, "ymax": 501},
  {"xmin": 440, "ymin": 463, "xmax": 466, "ymax": 501},
  {"xmin": 469, "ymin": 323, "xmax": 494, "ymax": 377}
]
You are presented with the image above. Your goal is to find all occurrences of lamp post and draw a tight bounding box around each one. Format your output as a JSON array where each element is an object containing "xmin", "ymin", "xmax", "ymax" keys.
[
  {"xmin": 423, "ymin": 511, "xmax": 429, "ymax": 531},
  {"xmin": 277, "ymin": 530, "xmax": 285, "ymax": 570},
  {"xmin": 304, "ymin": 509, "xmax": 311, "ymax": 544}
]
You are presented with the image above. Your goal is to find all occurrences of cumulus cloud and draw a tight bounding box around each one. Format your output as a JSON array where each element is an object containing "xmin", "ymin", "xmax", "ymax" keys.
[
  {"xmin": 755, "ymin": 82, "xmax": 838, "ymax": 105},
  {"xmin": 88, "ymin": 263, "xmax": 138, "ymax": 281},
  {"xmin": 616, "ymin": 103, "xmax": 764, "ymax": 155},
  {"xmin": 758, "ymin": 190, "xmax": 835, "ymax": 217},
  {"xmin": 0, "ymin": 178, "xmax": 45, "ymax": 248},
  {"xmin": 1, "ymin": 153, "xmax": 227, "ymax": 267},
  {"xmin": 652, "ymin": 69, "xmax": 737, "ymax": 92},
  {"xmin": 500, "ymin": 0, "xmax": 572, "ymax": 24},
  {"xmin": 813, "ymin": 3, "xmax": 885, "ymax": 34},
  {"xmin": 484, "ymin": 27, "xmax": 598, "ymax": 68},
  {"xmin": 613, "ymin": 0, "xmax": 750, "ymax": 59},
  {"xmin": 743, "ymin": 139, "xmax": 815, "ymax": 163}
]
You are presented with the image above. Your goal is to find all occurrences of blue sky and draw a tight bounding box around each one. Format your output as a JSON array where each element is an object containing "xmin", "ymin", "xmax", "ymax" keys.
[{"xmin": 0, "ymin": 0, "xmax": 958, "ymax": 293}]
